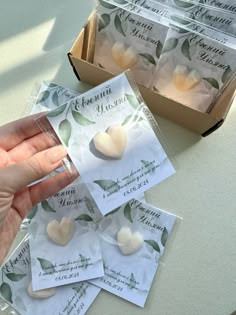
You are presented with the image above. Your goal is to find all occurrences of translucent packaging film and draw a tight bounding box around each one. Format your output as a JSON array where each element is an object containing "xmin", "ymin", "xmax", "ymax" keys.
[
  {"xmin": 36, "ymin": 70, "xmax": 176, "ymax": 216},
  {"xmin": 95, "ymin": 0, "xmax": 236, "ymax": 112}
]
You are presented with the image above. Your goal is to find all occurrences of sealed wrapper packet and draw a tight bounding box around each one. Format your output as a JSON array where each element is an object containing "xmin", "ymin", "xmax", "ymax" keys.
[
  {"xmin": 90, "ymin": 198, "xmax": 180, "ymax": 307},
  {"xmin": 94, "ymin": 0, "xmax": 236, "ymax": 113},
  {"xmin": 160, "ymin": 0, "xmax": 236, "ymax": 14},
  {"xmin": 0, "ymin": 235, "xmax": 101, "ymax": 315},
  {"xmin": 93, "ymin": 0, "xmax": 170, "ymax": 89},
  {"xmin": 129, "ymin": 0, "xmax": 236, "ymax": 36},
  {"xmin": 36, "ymin": 71, "xmax": 175, "ymax": 216}
]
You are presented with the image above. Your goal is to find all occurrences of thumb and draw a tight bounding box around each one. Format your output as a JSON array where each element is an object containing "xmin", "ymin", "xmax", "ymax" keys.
[{"xmin": 0, "ymin": 145, "xmax": 68, "ymax": 193}]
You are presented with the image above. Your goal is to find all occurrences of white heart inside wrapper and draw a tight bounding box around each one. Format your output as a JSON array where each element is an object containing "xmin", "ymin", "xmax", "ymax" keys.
[
  {"xmin": 117, "ymin": 227, "xmax": 144, "ymax": 255},
  {"xmin": 28, "ymin": 282, "xmax": 56, "ymax": 299},
  {"xmin": 47, "ymin": 217, "xmax": 75, "ymax": 246},
  {"xmin": 173, "ymin": 65, "xmax": 201, "ymax": 91},
  {"xmin": 111, "ymin": 42, "xmax": 138, "ymax": 70},
  {"xmin": 93, "ymin": 125, "xmax": 127, "ymax": 159}
]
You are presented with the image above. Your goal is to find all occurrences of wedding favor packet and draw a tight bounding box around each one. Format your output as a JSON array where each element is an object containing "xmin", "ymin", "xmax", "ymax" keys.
[
  {"xmin": 28, "ymin": 181, "xmax": 104, "ymax": 291},
  {"xmin": 145, "ymin": 0, "xmax": 236, "ymax": 36},
  {"xmin": 30, "ymin": 81, "xmax": 79, "ymax": 114},
  {"xmin": 21, "ymin": 82, "xmax": 81, "ymax": 231},
  {"xmin": 94, "ymin": 0, "xmax": 170, "ymax": 89},
  {"xmin": 163, "ymin": 0, "xmax": 236, "ymax": 14},
  {"xmin": 154, "ymin": 25, "xmax": 236, "ymax": 112},
  {"xmin": 36, "ymin": 71, "xmax": 175, "ymax": 215},
  {"xmin": 90, "ymin": 199, "xmax": 177, "ymax": 307},
  {"xmin": 0, "ymin": 236, "xmax": 100, "ymax": 315}
]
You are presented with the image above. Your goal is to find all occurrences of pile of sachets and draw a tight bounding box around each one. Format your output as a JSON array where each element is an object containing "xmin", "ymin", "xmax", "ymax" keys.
[
  {"xmin": 93, "ymin": 0, "xmax": 236, "ymax": 112},
  {"xmin": 0, "ymin": 75, "xmax": 179, "ymax": 315}
]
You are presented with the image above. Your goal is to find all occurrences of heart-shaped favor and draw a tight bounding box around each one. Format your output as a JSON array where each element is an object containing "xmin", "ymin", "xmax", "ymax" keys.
[
  {"xmin": 117, "ymin": 227, "xmax": 144, "ymax": 255},
  {"xmin": 47, "ymin": 217, "xmax": 75, "ymax": 246},
  {"xmin": 112, "ymin": 42, "xmax": 138, "ymax": 69},
  {"xmin": 93, "ymin": 125, "xmax": 127, "ymax": 159},
  {"xmin": 173, "ymin": 65, "xmax": 201, "ymax": 91},
  {"xmin": 28, "ymin": 282, "xmax": 56, "ymax": 299}
]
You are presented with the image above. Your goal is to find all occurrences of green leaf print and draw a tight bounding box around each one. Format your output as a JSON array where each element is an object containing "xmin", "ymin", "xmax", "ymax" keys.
[
  {"xmin": 156, "ymin": 41, "xmax": 163, "ymax": 59},
  {"xmin": 181, "ymin": 39, "xmax": 191, "ymax": 60},
  {"xmin": 99, "ymin": 0, "xmax": 116, "ymax": 9},
  {"xmin": 161, "ymin": 227, "xmax": 168, "ymax": 247},
  {"xmin": 75, "ymin": 214, "xmax": 94, "ymax": 222},
  {"xmin": 203, "ymin": 77, "xmax": 219, "ymax": 89},
  {"xmin": 144, "ymin": 240, "xmax": 160, "ymax": 253},
  {"xmin": 0, "ymin": 282, "xmax": 13, "ymax": 303},
  {"xmin": 114, "ymin": 14, "xmax": 126, "ymax": 36},
  {"xmin": 162, "ymin": 38, "xmax": 178, "ymax": 54},
  {"xmin": 72, "ymin": 110, "xmax": 95, "ymax": 126},
  {"xmin": 59, "ymin": 118, "xmax": 71, "ymax": 146},
  {"xmin": 26, "ymin": 204, "xmax": 38, "ymax": 221},
  {"xmin": 36, "ymin": 90, "xmax": 50, "ymax": 104},
  {"xmin": 125, "ymin": 93, "xmax": 140, "ymax": 109},
  {"xmin": 140, "ymin": 53, "xmax": 156, "ymax": 66},
  {"xmin": 94, "ymin": 179, "xmax": 120, "ymax": 194},
  {"xmin": 5, "ymin": 273, "xmax": 26, "ymax": 282},
  {"xmin": 98, "ymin": 14, "xmax": 111, "ymax": 31},
  {"xmin": 47, "ymin": 103, "xmax": 67, "ymax": 118},
  {"xmin": 37, "ymin": 258, "xmax": 56, "ymax": 275},
  {"xmin": 222, "ymin": 66, "xmax": 232, "ymax": 84},
  {"xmin": 124, "ymin": 202, "xmax": 133, "ymax": 223},
  {"xmin": 41, "ymin": 200, "xmax": 56, "ymax": 213}
]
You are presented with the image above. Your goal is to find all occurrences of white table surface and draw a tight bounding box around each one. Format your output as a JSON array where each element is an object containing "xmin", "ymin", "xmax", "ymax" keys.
[{"xmin": 0, "ymin": 1, "xmax": 236, "ymax": 315}]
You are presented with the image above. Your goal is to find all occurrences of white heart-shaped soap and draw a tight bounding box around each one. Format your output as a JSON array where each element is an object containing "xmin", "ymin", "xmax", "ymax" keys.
[
  {"xmin": 112, "ymin": 42, "xmax": 138, "ymax": 69},
  {"xmin": 93, "ymin": 125, "xmax": 127, "ymax": 159},
  {"xmin": 47, "ymin": 217, "xmax": 75, "ymax": 246},
  {"xmin": 173, "ymin": 65, "xmax": 201, "ymax": 91},
  {"xmin": 28, "ymin": 282, "xmax": 56, "ymax": 299},
  {"xmin": 117, "ymin": 227, "xmax": 144, "ymax": 255}
]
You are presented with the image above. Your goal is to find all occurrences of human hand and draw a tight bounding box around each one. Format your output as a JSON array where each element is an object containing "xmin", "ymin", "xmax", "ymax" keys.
[{"xmin": 0, "ymin": 114, "xmax": 78, "ymax": 264}]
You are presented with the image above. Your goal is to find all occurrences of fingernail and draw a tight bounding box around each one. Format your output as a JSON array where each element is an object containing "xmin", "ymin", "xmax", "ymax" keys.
[{"xmin": 46, "ymin": 145, "xmax": 67, "ymax": 164}]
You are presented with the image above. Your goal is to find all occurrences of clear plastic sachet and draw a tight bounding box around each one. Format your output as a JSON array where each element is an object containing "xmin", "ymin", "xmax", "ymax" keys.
[
  {"xmin": 93, "ymin": 0, "xmax": 170, "ymax": 89},
  {"xmin": 94, "ymin": 0, "xmax": 236, "ymax": 113},
  {"xmin": 36, "ymin": 70, "xmax": 175, "ymax": 216},
  {"xmin": 144, "ymin": 0, "xmax": 236, "ymax": 36},
  {"xmin": 160, "ymin": 0, "xmax": 236, "ymax": 14},
  {"xmin": 153, "ymin": 23, "xmax": 236, "ymax": 112}
]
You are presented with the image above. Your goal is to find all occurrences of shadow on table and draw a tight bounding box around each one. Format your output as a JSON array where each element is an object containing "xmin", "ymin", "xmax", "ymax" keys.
[{"xmin": 0, "ymin": 0, "xmax": 92, "ymax": 93}]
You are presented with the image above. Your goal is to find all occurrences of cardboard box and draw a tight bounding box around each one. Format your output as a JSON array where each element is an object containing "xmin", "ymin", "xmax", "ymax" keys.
[{"xmin": 68, "ymin": 11, "xmax": 236, "ymax": 136}]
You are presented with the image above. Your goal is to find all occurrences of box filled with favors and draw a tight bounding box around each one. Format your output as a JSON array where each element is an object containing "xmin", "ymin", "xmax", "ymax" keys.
[{"xmin": 68, "ymin": 0, "xmax": 236, "ymax": 136}]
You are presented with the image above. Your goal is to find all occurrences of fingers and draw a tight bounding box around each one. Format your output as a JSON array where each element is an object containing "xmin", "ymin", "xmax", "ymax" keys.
[
  {"xmin": 29, "ymin": 168, "xmax": 78, "ymax": 205},
  {"xmin": 8, "ymin": 132, "xmax": 56, "ymax": 164},
  {"xmin": 0, "ymin": 145, "xmax": 68, "ymax": 193},
  {"xmin": 12, "ymin": 168, "xmax": 78, "ymax": 217},
  {"xmin": 0, "ymin": 113, "xmax": 48, "ymax": 151},
  {"xmin": 0, "ymin": 208, "xmax": 22, "ymax": 265}
]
